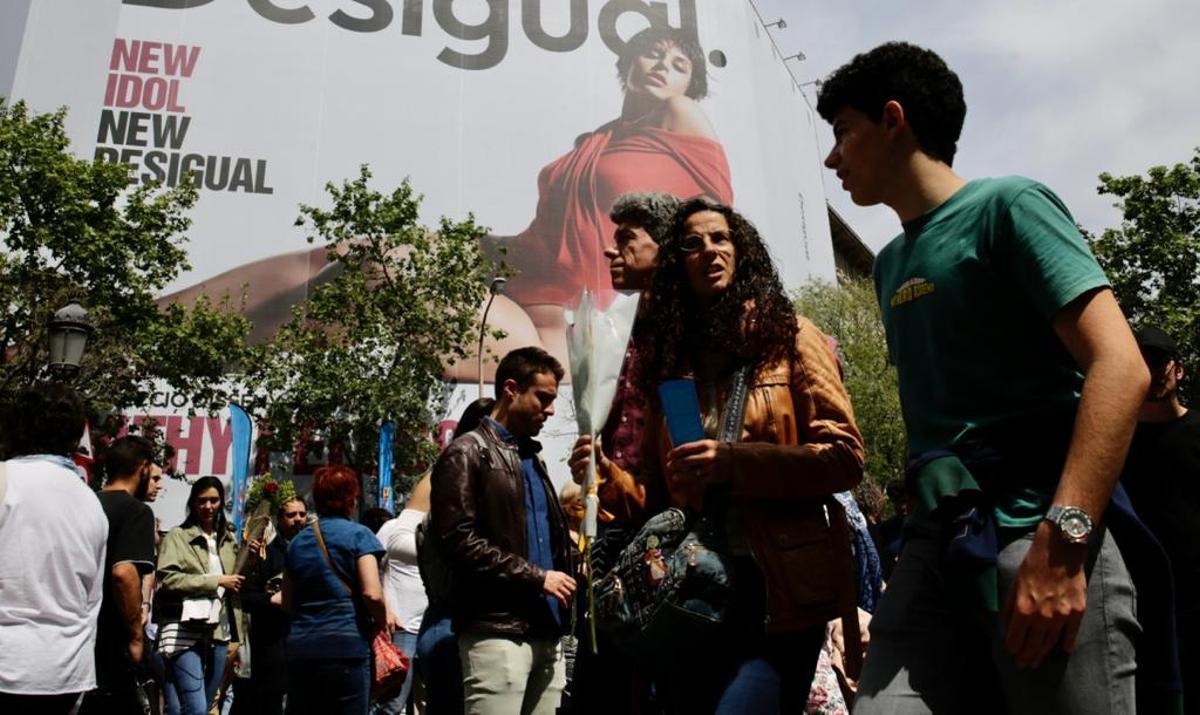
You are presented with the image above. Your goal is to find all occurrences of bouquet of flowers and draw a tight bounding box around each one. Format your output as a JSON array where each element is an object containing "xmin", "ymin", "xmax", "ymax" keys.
[{"xmin": 234, "ymin": 475, "xmax": 298, "ymax": 574}]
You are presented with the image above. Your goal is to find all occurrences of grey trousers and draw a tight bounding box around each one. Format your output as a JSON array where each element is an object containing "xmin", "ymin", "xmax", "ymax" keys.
[
  {"xmin": 458, "ymin": 633, "xmax": 565, "ymax": 715},
  {"xmin": 855, "ymin": 531, "xmax": 1139, "ymax": 714}
]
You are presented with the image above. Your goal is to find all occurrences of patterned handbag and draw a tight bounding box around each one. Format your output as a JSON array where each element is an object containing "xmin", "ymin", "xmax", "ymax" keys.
[
  {"xmin": 369, "ymin": 629, "xmax": 410, "ymax": 700},
  {"xmin": 593, "ymin": 367, "xmax": 751, "ymax": 667},
  {"xmin": 593, "ymin": 506, "xmax": 736, "ymax": 666}
]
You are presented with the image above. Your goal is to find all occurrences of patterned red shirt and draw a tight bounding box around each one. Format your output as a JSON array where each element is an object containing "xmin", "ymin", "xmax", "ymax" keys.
[{"xmin": 600, "ymin": 340, "xmax": 649, "ymax": 476}]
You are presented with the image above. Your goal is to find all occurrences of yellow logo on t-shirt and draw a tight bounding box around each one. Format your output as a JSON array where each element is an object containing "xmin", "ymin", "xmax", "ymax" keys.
[{"xmin": 890, "ymin": 277, "xmax": 936, "ymax": 307}]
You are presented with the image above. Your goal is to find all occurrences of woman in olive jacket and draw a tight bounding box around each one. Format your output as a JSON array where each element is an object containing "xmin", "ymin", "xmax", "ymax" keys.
[{"xmin": 155, "ymin": 476, "xmax": 246, "ymax": 715}]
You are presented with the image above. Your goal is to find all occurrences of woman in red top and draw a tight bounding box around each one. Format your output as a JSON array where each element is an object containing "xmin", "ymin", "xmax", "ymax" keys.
[{"xmin": 484, "ymin": 26, "xmax": 734, "ymax": 376}]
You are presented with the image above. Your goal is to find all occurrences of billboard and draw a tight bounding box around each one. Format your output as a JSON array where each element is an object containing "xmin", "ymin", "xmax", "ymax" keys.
[{"xmin": 2, "ymin": 0, "xmax": 836, "ymax": 514}]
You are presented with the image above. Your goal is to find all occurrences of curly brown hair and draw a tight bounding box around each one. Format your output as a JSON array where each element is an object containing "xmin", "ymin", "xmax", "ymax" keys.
[{"xmin": 638, "ymin": 198, "xmax": 798, "ymax": 390}]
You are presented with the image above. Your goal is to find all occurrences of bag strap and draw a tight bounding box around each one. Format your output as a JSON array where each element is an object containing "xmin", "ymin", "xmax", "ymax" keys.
[
  {"xmin": 717, "ymin": 365, "xmax": 754, "ymax": 444},
  {"xmin": 312, "ymin": 519, "xmax": 353, "ymax": 597},
  {"xmin": 696, "ymin": 366, "xmax": 754, "ymax": 524}
]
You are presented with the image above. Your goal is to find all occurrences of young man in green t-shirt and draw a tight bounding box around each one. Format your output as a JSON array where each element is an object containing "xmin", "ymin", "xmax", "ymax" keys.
[{"xmin": 817, "ymin": 43, "xmax": 1150, "ymax": 712}]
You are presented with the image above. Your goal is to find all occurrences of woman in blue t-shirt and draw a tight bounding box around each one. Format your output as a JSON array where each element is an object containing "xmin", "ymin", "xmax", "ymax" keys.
[{"xmin": 283, "ymin": 465, "xmax": 389, "ymax": 714}]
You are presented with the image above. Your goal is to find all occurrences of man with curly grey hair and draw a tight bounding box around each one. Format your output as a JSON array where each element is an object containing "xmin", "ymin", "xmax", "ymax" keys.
[
  {"xmin": 566, "ymin": 191, "xmax": 678, "ymax": 714},
  {"xmin": 603, "ymin": 191, "xmax": 680, "ymax": 291}
]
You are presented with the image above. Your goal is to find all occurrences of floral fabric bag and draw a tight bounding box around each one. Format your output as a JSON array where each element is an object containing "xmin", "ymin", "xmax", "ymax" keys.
[{"xmin": 593, "ymin": 366, "xmax": 751, "ymax": 667}]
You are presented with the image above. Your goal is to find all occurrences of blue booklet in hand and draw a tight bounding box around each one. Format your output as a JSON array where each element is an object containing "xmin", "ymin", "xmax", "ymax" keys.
[{"xmin": 658, "ymin": 379, "xmax": 705, "ymax": 447}]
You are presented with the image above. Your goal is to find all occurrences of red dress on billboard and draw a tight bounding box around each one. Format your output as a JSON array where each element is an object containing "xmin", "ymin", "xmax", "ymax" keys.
[{"xmin": 502, "ymin": 119, "xmax": 734, "ymax": 306}]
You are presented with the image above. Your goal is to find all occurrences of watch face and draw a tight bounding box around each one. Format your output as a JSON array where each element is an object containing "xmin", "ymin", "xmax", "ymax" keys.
[
  {"xmin": 1057, "ymin": 506, "xmax": 1093, "ymax": 543},
  {"xmin": 1062, "ymin": 515, "xmax": 1089, "ymax": 541}
]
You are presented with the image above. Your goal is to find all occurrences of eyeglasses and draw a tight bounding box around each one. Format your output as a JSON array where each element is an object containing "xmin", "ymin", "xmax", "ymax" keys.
[{"xmin": 678, "ymin": 232, "xmax": 731, "ymax": 253}]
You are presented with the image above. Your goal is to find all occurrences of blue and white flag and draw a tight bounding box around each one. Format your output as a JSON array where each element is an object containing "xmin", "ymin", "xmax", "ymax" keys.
[
  {"xmin": 378, "ymin": 420, "xmax": 396, "ymax": 512},
  {"xmin": 229, "ymin": 404, "xmax": 253, "ymax": 537}
]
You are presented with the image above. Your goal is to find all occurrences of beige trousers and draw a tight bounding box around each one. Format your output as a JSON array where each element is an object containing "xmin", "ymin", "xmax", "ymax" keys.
[{"xmin": 458, "ymin": 632, "xmax": 566, "ymax": 715}]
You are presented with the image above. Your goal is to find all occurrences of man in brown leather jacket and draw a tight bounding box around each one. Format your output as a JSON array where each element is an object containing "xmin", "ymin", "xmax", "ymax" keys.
[{"xmin": 430, "ymin": 346, "xmax": 577, "ymax": 715}]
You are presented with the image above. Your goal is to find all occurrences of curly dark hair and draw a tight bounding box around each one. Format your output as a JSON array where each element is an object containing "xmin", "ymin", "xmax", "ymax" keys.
[
  {"xmin": 616, "ymin": 26, "xmax": 708, "ymax": 100},
  {"xmin": 639, "ymin": 198, "xmax": 798, "ymax": 390},
  {"xmin": 852, "ymin": 477, "xmax": 886, "ymax": 524},
  {"xmin": 5, "ymin": 383, "xmax": 86, "ymax": 457},
  {"xmin": 816, "ymin": 42, "xmax": 965, "ymax": 166}
]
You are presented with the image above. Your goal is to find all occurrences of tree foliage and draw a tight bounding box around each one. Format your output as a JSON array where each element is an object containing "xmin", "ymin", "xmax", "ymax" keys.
[
  {"xmin": 0, "ymin": 100, "xmax": 250, "ymax": 419},
  {"xmin": 795, "ymin": 275, "xmax": 906, "ymax": 488},
  {"xmin": 1086, "ymin": 148, "xmax": 1200, "ymax": 404},
  {"xmin": 242, "ymin": 166, "xmax": 497, "ymax": 497}
]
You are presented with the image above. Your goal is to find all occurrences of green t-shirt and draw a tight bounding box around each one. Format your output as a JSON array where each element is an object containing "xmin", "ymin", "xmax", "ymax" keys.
[{"xmin": 874, "ymin": 177, "xmax": 1110, "ymax": 527}]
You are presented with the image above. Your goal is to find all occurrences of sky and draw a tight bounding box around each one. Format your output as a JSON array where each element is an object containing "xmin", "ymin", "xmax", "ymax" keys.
[{"xmin": 751, "ymin": 0, "xmax": 1200, "ymax": 252}]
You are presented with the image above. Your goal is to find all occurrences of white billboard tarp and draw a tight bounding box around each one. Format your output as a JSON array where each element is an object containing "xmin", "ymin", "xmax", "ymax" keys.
[{"xmin": 4, "ymin": 0, "xmax": 834, "ymax": 499}]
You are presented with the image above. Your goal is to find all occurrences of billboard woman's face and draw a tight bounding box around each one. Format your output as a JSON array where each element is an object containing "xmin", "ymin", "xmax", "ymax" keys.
[{"xmin": 626, "ymin": 41, "xmax": 693, "ymax": 101}]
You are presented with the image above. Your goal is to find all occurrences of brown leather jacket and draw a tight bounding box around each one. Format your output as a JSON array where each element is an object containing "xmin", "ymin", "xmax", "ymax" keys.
[
  {"xmin": 429, "ymin": 419, "xmax": 575, "ymax": 638},
  {"xmin": 599, "ymin": 316, "xmax": 865, "ymax": 635}
]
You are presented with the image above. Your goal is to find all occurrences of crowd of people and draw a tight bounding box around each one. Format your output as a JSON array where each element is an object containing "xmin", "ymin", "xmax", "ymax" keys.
[{"xmin": 2, "ymin": 40, "xmax": 1198, "ymax": 715}]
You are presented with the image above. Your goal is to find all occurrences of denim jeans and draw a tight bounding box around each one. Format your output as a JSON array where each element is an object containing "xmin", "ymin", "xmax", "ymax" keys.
[
  {"xmin": 855, "ymin": 531, "xmax": 1138, "ymax": 714},
  {"xmin": 373, "ymin": 630, "xmax": 418, "ymax": 715},
  {"xmin": 163, "ymin": 640, "xmax": 228, "ymax": 715},
  {"xmin": 416, "ymin": 608, "xmax": 463, "ymax": 715},
  {"xmin": 286, "ymin": 658, "xmax": 371, "ymax": 715},
  {"xmin": 659, "ymin": 557, "xmax": 825, "ymax": 715},
  {"xmin": 661, "ymin": 627, "xmax": 824, "ymax": 715}
]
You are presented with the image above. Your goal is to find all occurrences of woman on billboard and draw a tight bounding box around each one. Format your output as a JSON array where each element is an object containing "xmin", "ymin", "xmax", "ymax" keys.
[{"xmin": 487, "ymin": 25, "xmax": 734, "ymax": 368}]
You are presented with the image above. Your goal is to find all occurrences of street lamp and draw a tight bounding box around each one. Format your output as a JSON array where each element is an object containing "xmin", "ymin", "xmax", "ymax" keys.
[
  {"xmin": 48, "ymin": 302, "xmax": 94, "ymax": 378},
  {"xmin": 764, "ymin": 18, "xmax": 787, "ymax": 30},
  {"xmin": 784, "ymin": 51, "xmax": 807, "ymax": 62},
  {"xmin": 477, "ymin": 277, "xmax": 507, "ymax": 398}
]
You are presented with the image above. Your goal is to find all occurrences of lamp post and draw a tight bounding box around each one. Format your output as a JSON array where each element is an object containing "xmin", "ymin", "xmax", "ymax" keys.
[
  {"xmin": 477, "ymin": 277, "xmax": 507, "ymax": 399},
  {"xmin": 764, "ymin": 18, "xmax": 787, "ymax": 30},
  {"xmin": 48, "ymin": 302, "xmax": 93, "ymax": 379}
]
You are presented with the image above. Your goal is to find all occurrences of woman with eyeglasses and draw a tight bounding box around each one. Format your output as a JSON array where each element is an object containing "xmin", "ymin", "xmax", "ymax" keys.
[
  {"xmin": 155, "ymin": 476, "xmax": 245, "ymax": 715},
  {"xmin": 592, "ymin": 198, "xmax": 866, "ymax": 714}
]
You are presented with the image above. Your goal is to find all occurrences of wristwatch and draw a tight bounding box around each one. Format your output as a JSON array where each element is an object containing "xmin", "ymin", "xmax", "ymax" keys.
[{"xmin": 1044, "ymin": 505, "xmax": 1093, "ymax": 544}]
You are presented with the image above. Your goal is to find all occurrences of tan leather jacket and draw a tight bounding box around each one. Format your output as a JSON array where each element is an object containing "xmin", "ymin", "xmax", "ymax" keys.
[{"xmin": 598, "ymin": 316, "xmax": 866, "ymax": 633}]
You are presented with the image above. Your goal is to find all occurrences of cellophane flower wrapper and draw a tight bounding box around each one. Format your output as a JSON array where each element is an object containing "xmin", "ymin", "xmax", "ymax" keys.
[{"xmin": 565, "ymin": 288, "xmax": 640, "ymax": 653}]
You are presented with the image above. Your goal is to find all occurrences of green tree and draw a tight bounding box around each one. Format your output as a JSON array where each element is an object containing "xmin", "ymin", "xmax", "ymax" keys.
[
  {"xmin": 242, "ymin": 166, "xmax": 498, "ymax": 499},
  {"xmin": 795, "ymin": 275, "xmax": 907, "ymax": 489},
  {"xmin": 0, "ymin": 100, "xmax": 250, "ymax": 421},
  {"xmin": 1086, "ymin": 149, "xmax": 1200, "ymax": 405}
]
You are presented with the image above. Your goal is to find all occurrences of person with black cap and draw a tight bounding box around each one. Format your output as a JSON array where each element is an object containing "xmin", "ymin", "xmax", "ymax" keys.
[{"xmin": 1123, "ymin": 324, "xmax": 1200, "ymax": 712}]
